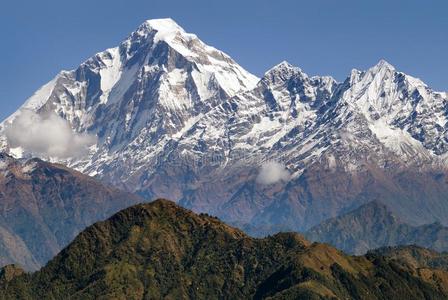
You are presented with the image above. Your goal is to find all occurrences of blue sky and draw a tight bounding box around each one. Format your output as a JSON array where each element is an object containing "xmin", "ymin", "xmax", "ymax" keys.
[{"xmin": 1, "ymin": 0, "xmax": 447, "ymax": 121}]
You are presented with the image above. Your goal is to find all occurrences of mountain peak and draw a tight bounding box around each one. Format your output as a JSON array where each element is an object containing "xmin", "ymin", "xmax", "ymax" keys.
[
  {"xmin": 144, "ymin": 18, "xmax": 191, "ymax": 39},
  {"xmin": 371, "ymin": 59, "xmax": 396, "ymax": 73},
  {"xmin": 145, "ymin": 18, "xmax": 182, "ymax": 30},
  {"xmin": 133, "ymin": 18, "xmax": 197, "ymax": 45},
  {"xmin": 267, "ymin": 61, "xmax": 300, "ymax": 73},
  {"xmin": 274, "ymin": 60, "xmax": 294, "ymax": 69},
  {"xmin": 263, "ymin": 61, "xmax": 307, "ymax": 84}
]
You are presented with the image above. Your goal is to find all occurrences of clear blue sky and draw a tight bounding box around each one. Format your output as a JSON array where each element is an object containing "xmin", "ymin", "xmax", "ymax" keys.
[{"xmin": 1, "ymin": 0, "xmax": 447, "ymax": 121}]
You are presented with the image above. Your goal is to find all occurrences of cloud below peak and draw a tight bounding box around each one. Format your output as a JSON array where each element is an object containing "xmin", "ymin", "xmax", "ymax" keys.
[
  {"xmin": 256, "ymin": 161, "xmax": 290, "ymax": 185},
  {"xmin": 4, "ymin": 110, "xmax": 96, "ymax": 159}
]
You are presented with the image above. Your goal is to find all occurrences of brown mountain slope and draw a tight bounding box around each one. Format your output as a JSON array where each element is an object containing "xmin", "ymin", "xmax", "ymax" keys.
[
  {"xmin": 245, "ymin": 163, "xmax": 448, "ymax": 234},
  {"xmin": 0, "ymin": 153, "xmax": 143, "ymax": 270},
  {"xmin": 371, "ymin": 245, "xmax": 448, "ymax": 272},
  {"xmin": 2, "ymin": 199, "xmax": 448, "ymax": 299}
]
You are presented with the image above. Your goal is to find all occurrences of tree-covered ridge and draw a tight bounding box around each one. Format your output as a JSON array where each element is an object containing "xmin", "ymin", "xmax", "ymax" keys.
[{"xmin": 2, "ymin": 199, "xmax": 448, "ymax": 299}]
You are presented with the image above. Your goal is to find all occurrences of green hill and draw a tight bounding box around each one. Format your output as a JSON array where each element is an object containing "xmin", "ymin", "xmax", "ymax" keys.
[{"xmin": 2, "ymin": 199, "xmax": 448, "ymax": 299}]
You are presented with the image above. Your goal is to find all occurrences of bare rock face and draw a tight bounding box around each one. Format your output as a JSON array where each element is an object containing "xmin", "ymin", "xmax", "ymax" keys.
[
  {"xmin": 0, "ymin": 153, "xmax": 143, "ymax": 270},
  {"xmin": 2, "ymin": 19, "xmax": 448, "ymax": 236}
]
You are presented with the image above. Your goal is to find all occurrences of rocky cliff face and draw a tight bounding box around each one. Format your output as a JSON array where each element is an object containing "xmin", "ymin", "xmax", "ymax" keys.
[
  {"xmin": 2, "ymin": 18, "xmax": 448, "ymax": 234},
  {"xmin": 0, "ymin": 153, "xmax": 143, "ymax": 270}
]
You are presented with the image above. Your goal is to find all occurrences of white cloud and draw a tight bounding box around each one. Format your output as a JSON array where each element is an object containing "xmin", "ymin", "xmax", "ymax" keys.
[
  {"xmin": 4, "ymin": 110, "xmax": 96, "ymax": 159},
  {"xmin": 256, "ymin": 161, "xmax": 290, "ymax": 185}
]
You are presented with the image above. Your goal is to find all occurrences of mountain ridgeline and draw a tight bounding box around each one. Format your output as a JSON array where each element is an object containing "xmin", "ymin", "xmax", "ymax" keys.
[
  {"xmin": 2, "ymin": 199, "xmax": 448, "ymax": 299},
  {"xmin": 1, "ymin": 18, "xmax": 448, "ymax": 236}
]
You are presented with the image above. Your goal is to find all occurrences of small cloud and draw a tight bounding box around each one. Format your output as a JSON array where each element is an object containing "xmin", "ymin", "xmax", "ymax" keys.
[
  {"xmin": 256, "ymin": 161, "xmax": 290, "ymax": 185},
  {"xmin": 4, "ymin": 110, "xmax": 96, "ymax": 159}
]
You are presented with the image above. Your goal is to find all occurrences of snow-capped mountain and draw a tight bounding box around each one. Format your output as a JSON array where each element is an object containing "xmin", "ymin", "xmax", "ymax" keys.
[
  {"xmin": 2, "ymin": 18, "xmax": 448, "ymax": 233},
  {"xmin": 0, "ymin": 18, "xmax": 257, "ymax": 165}
]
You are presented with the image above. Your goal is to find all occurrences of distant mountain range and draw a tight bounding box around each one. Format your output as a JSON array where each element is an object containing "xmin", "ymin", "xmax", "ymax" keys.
[
  {"xmin": 305, "ymin": 201, "xmax": 448, "ymax": 255},
  {"xmin": 2, "ymin": 199, "xmax": 448, "ymax": 299},
  {"xmin": 1, "ymin": 18, "xmax": 448, "ymax": 249}
]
